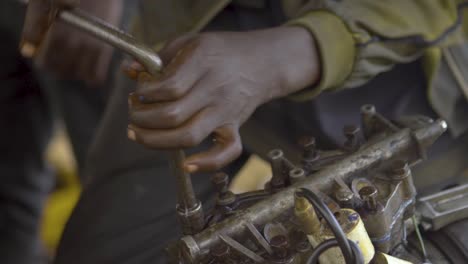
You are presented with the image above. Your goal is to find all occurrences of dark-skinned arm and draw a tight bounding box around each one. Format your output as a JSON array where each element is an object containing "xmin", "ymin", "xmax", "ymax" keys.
[
  {"xmin": 126, "ymin": 0, "xmax": 468, "ymax": 173},
  {"xmin": 126, "ymin": 26, "xmax": 320, "ymax": 173}
]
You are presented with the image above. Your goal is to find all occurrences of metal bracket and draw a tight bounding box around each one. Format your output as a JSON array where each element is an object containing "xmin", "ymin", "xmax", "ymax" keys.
[{"xmin": 418, "ymin": 183, "xmax": 468, "ymax": 230}]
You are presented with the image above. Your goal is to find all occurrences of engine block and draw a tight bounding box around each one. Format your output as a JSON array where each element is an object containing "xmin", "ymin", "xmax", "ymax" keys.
[{"xmin": 166, "ymin": 105, "xmax": 447, "ymax": 264}]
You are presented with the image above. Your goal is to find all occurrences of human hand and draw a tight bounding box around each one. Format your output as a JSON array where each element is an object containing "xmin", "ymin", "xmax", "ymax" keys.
[
  {"xmin": 125, "ymin": 27, "xmax": 320, "ymax": 173},
  {"xmin": 21, "ymin": 0, "xmax": 123, "ymax": 86}
]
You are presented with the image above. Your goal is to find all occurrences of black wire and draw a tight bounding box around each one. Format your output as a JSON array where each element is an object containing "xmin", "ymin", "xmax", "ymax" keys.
[
  {"xmin": 306, "ymin": 239, "xmax": 364, "ymax": 264},
  {"xmin": 297, "ymin": 188, "xmax": 354, "ymax": 263}
]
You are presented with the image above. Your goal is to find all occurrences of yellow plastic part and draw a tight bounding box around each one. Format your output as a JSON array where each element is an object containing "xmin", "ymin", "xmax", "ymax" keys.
[
  {"xmin": 314, "ymin": 208, "xmax": 375, "ymax": 264},
  {"xmin": 295, "ymin": 194, "xmax": 321, "ymax": 235}
]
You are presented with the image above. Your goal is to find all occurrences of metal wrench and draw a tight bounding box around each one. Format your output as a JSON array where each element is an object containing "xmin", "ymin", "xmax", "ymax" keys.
[{"xmin": 20, "ymin": 1, "xmax": 204, "ymax": 235}]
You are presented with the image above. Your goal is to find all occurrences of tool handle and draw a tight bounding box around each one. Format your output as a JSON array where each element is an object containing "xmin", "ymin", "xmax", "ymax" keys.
[
  {"xmin": 59, "ymin": 9, "xmax": 163, "ymax": 75},
  {"xmin": 57, "ymin": 7, "xmax": 202, "ymax": 232}
]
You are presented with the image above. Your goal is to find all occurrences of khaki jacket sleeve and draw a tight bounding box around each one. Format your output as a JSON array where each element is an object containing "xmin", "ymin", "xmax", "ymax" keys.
[{"xmin": 287, "ymin": 0, "xmax": 468, "ymax": 100}]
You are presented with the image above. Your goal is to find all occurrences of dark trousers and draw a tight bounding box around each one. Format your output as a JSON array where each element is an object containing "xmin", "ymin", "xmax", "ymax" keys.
[
  {"xmin": 0, "ymin": 1, "xmax": 107, "ymax": 263},
  {"xmin": 0, "ymin": 3, "xmax": 52, "ymax": 261}
]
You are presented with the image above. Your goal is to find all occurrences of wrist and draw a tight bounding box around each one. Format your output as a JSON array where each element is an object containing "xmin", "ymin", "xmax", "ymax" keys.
[{"xmin": 272, "ymin": 26, "xmax": 321, "ymax": 98}]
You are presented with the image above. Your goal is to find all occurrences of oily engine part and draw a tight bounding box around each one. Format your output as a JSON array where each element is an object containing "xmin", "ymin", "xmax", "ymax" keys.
[{"xmin": 166, "ymin": 105, "xmax": 448, "ymax": 263}]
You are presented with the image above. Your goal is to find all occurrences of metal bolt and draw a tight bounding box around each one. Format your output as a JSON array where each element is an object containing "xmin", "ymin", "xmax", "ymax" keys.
[
  {"xmin": 211, "ymin": 172, "xmax": 229, "ymax": 195},
  {"xmin": 361, "ymin": 104, "xmax": 376, "ymax": 115},
  {"xmin": 391, "ymin": 160, "xmax": 416, "ymax": 200},
  {"xmin": 359, "ymin": 186, "xmax": 378, "ymax": 212},
  {"xmin": 268, "ymin": 149, "xmax": 284, "ymax": 160},
  {"xmin": 336, "ymin": 190, "xmax": 354, "ymax": 208},
  {"xmin": 211, "ymin": 244, "xmax": 235, "ymax": 263},
  {"xmin": 172, "ymin": 151, "xmax": 204, "ymax": 235},
  {"xmin": 299, "ymin": 137, "xmax": 318, "ymax": 161},
  {"xmin": 296, "ymin": 241, "xmax": 311, "ymax": 253},
  {"xmin": 344, "ymin": 125, "xmax": 360, "ymax": 137},
  {"xmin": 211, "ymin": 173, "xmax": 236, "ymax": 206},
  {"xmin": 361, "ymin": 104, "xmax": 377, "ymax": 139},
  {"xmin": 180, "ymin": 235, "xmax": 202, "ymax": 263},
  {"xmin": 211, "ymin": 244, "xmax": 230, "ymax": 258},
  {"xmin": 391, "ymin": 160, "xmax": 410, "ymax": 180},
  {"xmin": 268, "ymin": 149, "xmax": 287, "ymax": 189},
  {"xmin": 270, "ymin": 235, "xmax": 289, "ymax": 259},
  {"xmin": 343, "ymin": 125, "xmax": 360, "ymax": 151},
  {"xmin": 289, "ymin": 168, "xmax": 305, "ymax": 184}
]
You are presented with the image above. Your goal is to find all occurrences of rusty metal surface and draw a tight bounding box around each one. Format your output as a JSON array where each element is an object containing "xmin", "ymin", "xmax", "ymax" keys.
[
  {"xmin": 219, "ymin": 234, "xmax": 265, "ymax": 263},
  {"xmin": 166, "ymin": 107, "xmax": 448, "ymax": 263},
  {"xmin": 245, "ymin": 222, "xmax": 274, "ymax": 255}
]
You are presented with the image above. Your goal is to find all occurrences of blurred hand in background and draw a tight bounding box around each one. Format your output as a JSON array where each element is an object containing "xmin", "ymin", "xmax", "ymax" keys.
[{"xmin": 21, "ymin": 0, "xmax": 123, "ymax": 86}]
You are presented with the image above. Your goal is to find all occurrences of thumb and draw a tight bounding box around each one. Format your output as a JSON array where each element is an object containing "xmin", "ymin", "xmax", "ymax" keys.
[
  {"xmin": 121, "ymin": 34, "xmax": 196, "ymax": 81},
  {"xmin": 20, "ymin": 0, "xmax": 79, "ymax": 58},
  {"xmin": 184, "ymin": 125, "xmax": 243, "ymax": 173},
  {"xmin": 158, "ymin": 33, "xmax": 197, "ymax": 65},
  {"xmin": 20, "ymin": 0, "xmax": 55, "ymax": 58}
]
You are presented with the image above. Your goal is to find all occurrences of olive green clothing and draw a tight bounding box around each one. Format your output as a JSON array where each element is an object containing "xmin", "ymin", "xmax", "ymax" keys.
[{"xmin": 133, "ymin": 0, "xmax": 468, "ymax": 136}]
